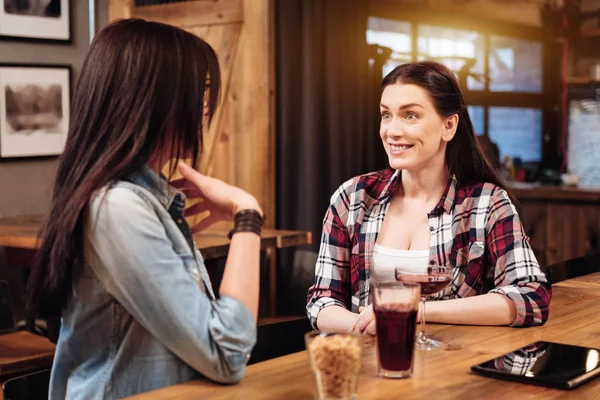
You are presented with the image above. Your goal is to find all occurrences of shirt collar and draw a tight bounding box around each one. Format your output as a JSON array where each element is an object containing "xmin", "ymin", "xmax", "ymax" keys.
[
  {"xmin": 433, "ymin": 174, "xmax": 458, "ymax": 214},
  {"xmin": 127, "ymin": 165, "xmax": 182, "ymax": 210},
  {"xmin": 379, "ymin": 169, "xmax": 458, "ymax": 214},
  {"xmin": 377, "ymin": 169, "xmax": 401, "ymax": 202}
]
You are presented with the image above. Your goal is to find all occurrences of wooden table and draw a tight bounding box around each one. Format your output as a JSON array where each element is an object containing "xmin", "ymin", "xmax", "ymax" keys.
[
  {"xmin": 127, "ymin": 274, "xmax": 600, "ymax": 399},
  {"xmin": 0, "ymin": 331, "xmax": 55, "ymax": 378},
  {"xmin": 0, "ymin": 215, "xmax": 311, "ymax": 259},
  {"xmin": 0, "ymin": 215, "xmax": 312, "ymax": 316}
]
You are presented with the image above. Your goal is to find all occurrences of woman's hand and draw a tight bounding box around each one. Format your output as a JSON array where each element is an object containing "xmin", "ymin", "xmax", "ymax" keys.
[
  {"xmin": 170, "ymin": 162, "xmax": 263, "ymax": 232},
  {"xmin": 350, "ymin": 305, "xmax": 376, "ymax": 336}
]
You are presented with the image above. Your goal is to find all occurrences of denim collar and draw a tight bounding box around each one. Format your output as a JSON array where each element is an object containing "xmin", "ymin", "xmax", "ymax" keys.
[{"xmin": 126, "ymin": 165, "xmax": 182, "ymax": 210}]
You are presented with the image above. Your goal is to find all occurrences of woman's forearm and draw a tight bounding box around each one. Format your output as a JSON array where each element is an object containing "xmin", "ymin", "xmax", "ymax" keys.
[
  {"xmin": 316, "ymin": 305, "xmax": 358, "ymax": 333},
  {"xmin": 425, "ymin": 293, "xmax": 516, "ymax": 326},
  {"xmin": 219, "ymin": 232, "xmax": 261, "ymax": 321}
]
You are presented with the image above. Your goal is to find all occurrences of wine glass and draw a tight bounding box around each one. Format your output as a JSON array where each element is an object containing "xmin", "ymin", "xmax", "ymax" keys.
[{"xmin": 394, "ymin": 264, "xmax": 453, "ymax": 351}]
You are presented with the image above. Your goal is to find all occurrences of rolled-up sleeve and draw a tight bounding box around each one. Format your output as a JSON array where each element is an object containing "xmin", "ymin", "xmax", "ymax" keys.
[
  {"xmin": 486, "ymin": 189, "xmax": 552, "ymax": 327},
  {"xmin": 86, "ymin": 187, "xmax": 256, "ymax": 384},
  {"xmin": 306, "ymin": 186, "xmax": 353, "ymax": 330}
]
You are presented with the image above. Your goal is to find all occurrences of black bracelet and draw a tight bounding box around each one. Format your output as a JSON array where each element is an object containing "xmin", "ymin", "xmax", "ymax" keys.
[
  {"xmin": 228, "ymin": 209, "xmax": 264, "ymax": 240},
  {"xmin": 234, "ymin": 209, "xmax": 264, "ymax": 223}
]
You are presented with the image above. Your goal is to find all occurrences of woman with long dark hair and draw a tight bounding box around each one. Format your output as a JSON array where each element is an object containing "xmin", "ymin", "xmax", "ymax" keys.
[
  {"xmin": 307, "ymin": 62, "xmax": 551, "ymax": 337},
  {"xmin": 26, "ymin": 19, "xmax": 263, "ymax": 399}
]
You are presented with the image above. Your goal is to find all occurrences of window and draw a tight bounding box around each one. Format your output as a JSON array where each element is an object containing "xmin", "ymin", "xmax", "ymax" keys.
[
  {"xmin": 489, "ymin": 36, "xmax": 543, "ymax": 93},
  {"xmin": 367, "ymin": 18, "xmax": 412, "ymax": 77},
  {"xmin": 489, "ymin": 107, "xmax": 542, "ymax": 162},
  {"xmin": 468, "ymin": 105, "xmax": 485, "ymax": 136},
  {"xmin": 417, "ymin": 25, "xmax": 485, "ymax": 91},
  {"xmin": 367, "ymin": 16, "xmax": 546, "ymax": 164}
]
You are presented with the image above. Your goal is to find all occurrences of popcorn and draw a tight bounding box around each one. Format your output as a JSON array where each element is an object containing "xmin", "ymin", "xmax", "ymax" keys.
[{"xmin": 306, "ymin": 333, "xmax": 362, "ymax": 400}]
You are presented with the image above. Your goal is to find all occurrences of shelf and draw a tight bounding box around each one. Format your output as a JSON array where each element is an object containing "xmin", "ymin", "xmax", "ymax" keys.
[
  {"xmin": 580, "ymin": 29, "xmax": 600, "ymax": 37},
  {"xmin": 566, "ymin": 77, "xmax": 600, "ymax": 84}
]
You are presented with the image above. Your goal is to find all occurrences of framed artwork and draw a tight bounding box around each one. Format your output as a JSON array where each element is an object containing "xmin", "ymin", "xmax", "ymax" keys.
[
  {"xmin": 1, "ymin": 0, "xmax": 70, "ymax": 42},
  {"xmin": 0, "ymin": 64, "xmax": 71, "ymax": 159}
]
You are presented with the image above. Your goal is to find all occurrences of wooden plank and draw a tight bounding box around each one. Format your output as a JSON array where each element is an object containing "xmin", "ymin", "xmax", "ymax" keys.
[
  {"xmin": 114, "ymin": 0, "xmax": 275, "ymax": 232},
  {"xmin": 267, "ymin": 247, "xmax": 276, "ymax": 315},
  {"xmin": 226, "ymin": 0, "xmax": 275, "ymax": 227},
  {"xmin": 545, "ymin": 203, "xmax": 565, "ymax": 266},
  {"xmin": 186, "ymin": 23, "xmax": 243, "ymax": 232},
  {"xmin": 131, "ymin": 0, "xmax": 243, "ymax": 28},
  {"xmin": 0, "ymin": 331, "xmax": 55, "ymax": 377},
  {"xmin": 125, "ymin": 278, "xmax": 600, "ymax": 399},
  {"xmin": 184, "ymin": 26, "xmax": 209, "ymax": 41},
  {"xmin": 108, "ymin": 0, "xmax": 134, "ymax": 22},
  {"xmin": 516, "ymin": 200, "xmax": 546, "ymax": 266},
  {"xmin": 195, "ymin": 23, "xmax": 243, "ymax": 175}
]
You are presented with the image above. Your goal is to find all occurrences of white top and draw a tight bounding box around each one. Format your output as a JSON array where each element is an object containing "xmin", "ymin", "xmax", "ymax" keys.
[{"xmin": 372, "ymin": 243, "xmax": 429, "ymax": 283}]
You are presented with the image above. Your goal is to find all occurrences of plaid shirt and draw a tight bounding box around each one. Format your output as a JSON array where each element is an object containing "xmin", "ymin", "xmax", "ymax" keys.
[{"xmin": 306, "ymin": 169, "xmax": 551, "ymax": 329}]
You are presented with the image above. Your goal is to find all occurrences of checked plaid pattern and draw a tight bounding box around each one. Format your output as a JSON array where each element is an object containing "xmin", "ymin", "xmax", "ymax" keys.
[{"xmin": 306, "ymin": 169, "xmax": 551, "ymax": 329}]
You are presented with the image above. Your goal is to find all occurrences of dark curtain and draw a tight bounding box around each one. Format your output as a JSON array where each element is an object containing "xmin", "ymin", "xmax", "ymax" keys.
[{"xmin": 275, "ymin": 0, "xmax": 388, "ymax": 314}]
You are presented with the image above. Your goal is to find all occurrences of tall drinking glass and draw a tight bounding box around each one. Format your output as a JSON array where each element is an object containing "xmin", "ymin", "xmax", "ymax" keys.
[
  {"xmin": 372, "ymin": 281, "xmax": 421, "ymax": 379},
  {"xmin": 305, "ymin": 332, "xmax": 363, "ymax": 400},
  {"xmin": 395, "ymin": 264, "xmax": 453, "ymax": 351}
]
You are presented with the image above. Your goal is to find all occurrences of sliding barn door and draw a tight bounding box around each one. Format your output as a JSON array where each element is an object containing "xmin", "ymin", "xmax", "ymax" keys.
[{"xmin": 108, "ymin": 0, "xmax": 275, "ymax": 229}]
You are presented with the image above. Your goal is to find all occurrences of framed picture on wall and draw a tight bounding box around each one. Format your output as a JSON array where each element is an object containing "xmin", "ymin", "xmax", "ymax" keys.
[
  {"xmin": 0, "ymin": 64, "xmax": 71, "ymax": 158},
  {"xmin": 0, "ymin": 0, "xmax": 70, "ymax": 42}
]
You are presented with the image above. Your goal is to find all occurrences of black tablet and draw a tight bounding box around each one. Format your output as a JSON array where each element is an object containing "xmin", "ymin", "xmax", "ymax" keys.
[{"xmin": 471, "ymin": 341, "xmax": 600, "ymax": 390}]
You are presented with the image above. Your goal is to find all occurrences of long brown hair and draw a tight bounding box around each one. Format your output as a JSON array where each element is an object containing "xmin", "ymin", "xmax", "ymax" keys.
[
  {"xmin": 26, "ymin": 18, "xmax": 221, "ymax": 317},
  {"xmin": 381, "ymin": 61, "xmax": 508, "ymax": 191}
]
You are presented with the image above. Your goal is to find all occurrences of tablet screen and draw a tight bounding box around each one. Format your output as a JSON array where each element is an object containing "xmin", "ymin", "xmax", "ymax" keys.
[{"xmin": 472, "ymin": 341, "xmax": 600, "ymax": 389}]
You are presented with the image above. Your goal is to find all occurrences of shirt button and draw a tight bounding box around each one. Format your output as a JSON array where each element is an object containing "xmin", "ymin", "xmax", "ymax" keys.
[
  {"xmin": 429, "ymin": 226, "xmax": 434, "ymax": 231},
  {"xmin": 429, "ymin": 260, "xmax": 435, "ymax": 265}
]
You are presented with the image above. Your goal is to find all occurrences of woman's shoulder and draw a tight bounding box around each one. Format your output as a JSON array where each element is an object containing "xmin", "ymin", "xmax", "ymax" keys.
[
  {"xmin": 455, "ymin": 181, "xmax": 515, "ymax": 215},
  {"xmin": 456, "ymin": 181, "xmax": 510, "ymax": 201},
  {"xmin": 332, "ymin": 169, "xmax": 395, "ymax": 202},
  {"xmin": 89, "ymin": 181, "xmax": 161, "ymax": 220}
]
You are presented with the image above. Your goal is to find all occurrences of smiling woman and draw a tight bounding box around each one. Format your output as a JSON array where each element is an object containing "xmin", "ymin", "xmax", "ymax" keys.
[{"xmin": 306, "ymin": 61, "xmax": 551, "ymax": 338}]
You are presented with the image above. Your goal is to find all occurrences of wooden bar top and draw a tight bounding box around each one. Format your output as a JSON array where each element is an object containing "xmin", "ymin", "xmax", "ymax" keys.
[
  {"xmin": 0, "ymin": 215, "xmax": 311, "ymax": 259},
  {"xmin": 127, "ymin": 274, "xmax": 600, "ymax": 399},
  {"xmin": 508, "ymin": 182, "xmax": 600, "ymax": 202}
]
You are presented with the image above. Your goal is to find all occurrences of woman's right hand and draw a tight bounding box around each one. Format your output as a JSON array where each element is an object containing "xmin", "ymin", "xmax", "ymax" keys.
[
  {"xmin": 171, "ymin": 162, "xmax": 263, "ymax": 232},
  {"xmin": 350, "ymin": 305, "xmax": 376, "ymax": 336}
]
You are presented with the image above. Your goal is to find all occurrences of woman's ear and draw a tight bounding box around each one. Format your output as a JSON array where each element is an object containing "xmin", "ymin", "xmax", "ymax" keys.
[{"xmin": 442, "ymin": 114, "xmax": 459, "ymax": 143}]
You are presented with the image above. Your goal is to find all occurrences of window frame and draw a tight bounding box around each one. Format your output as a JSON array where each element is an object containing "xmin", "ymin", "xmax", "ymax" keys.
[{"xmin": 368, "ymin": 2, "xmax": 560, "ymax": 166}]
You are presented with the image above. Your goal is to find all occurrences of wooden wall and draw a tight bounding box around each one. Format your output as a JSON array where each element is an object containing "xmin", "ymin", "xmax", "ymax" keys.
[
  {"xmin": 514, "ymin": 186, "xmax": 600, "ymax": 267},
  {"xmin": 108, "ymin": 0, "xmax": 275, "ymax": 229}
]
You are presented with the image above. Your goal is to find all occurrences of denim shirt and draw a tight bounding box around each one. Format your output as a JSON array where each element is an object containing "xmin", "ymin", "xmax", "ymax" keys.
[{"xmin": 49, "ymin": 166, "xmax": 256, "ymax": 400}]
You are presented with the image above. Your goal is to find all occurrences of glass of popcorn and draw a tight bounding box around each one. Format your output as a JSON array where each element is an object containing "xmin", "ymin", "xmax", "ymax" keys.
[{"xmin": 305, "ymin": 331, "xmax": 363, "ymax": 400}]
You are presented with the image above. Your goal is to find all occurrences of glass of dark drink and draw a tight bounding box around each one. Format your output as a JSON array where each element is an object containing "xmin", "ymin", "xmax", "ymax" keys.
[
  {"xmin": 372, "ymin": 281, "xmax": 421, "ymax": 379},
  {"xmin": 395, "ymin": 264, "xmax": 453, "ymax": 351}
]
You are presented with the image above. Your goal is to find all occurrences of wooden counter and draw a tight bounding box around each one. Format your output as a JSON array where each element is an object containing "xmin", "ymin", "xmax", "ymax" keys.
[
  {"xmin": 508, "ymin": 182, "xmax": 600, "ymax": 202},
  {"xmin": 125, "ymin": 273, "xmax": 600, "ymax": 399},
  {"xmin": 508, "ymin": 183, "xmax": 600, "ymax": 266}
]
